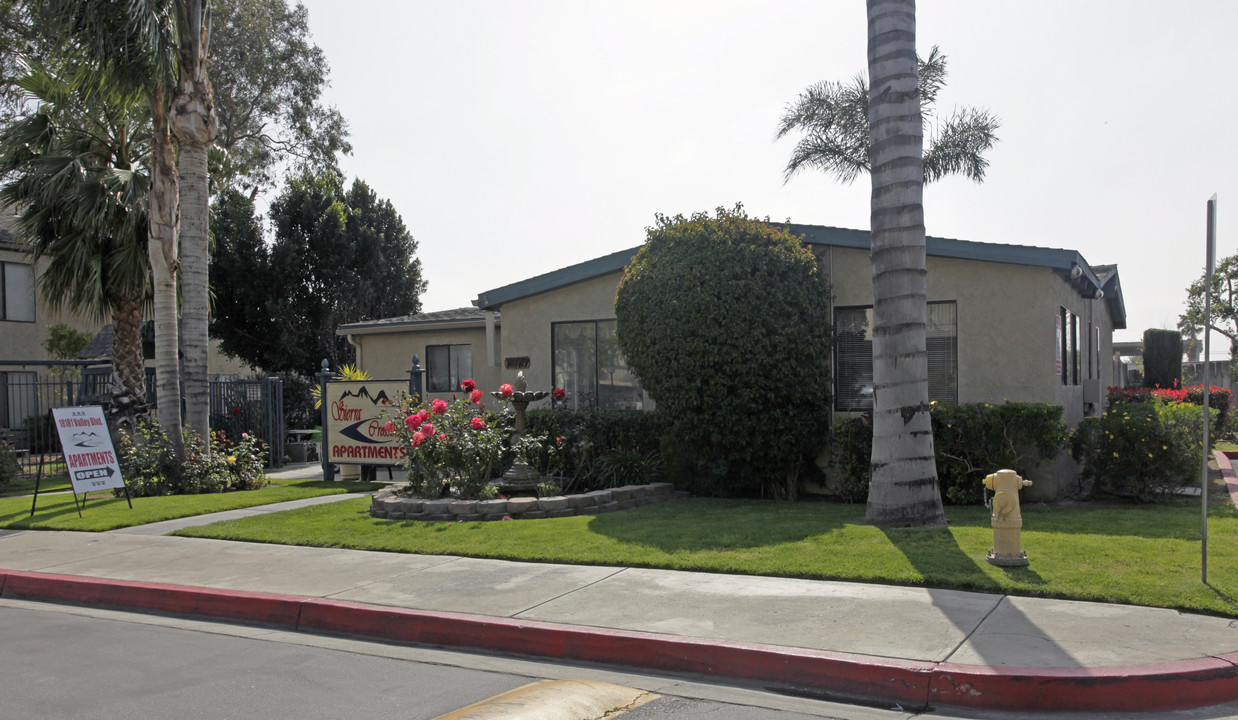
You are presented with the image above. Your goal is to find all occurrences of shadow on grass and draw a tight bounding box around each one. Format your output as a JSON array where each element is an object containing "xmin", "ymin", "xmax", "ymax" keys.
[{"xmin": 586, "ymin": 498, "xmax": 856, "ymax": 552}]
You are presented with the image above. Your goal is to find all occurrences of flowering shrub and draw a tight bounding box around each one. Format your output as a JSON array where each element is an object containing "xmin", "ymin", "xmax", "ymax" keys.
[
  {"xmin": 118, "ymin": 420, "xmax": 268, "ymax": 497},
  {"xmin": 386, "ymin": 379, "xmax": 530, "ymax": 499},
  {"xmin": 1071, "ymin": 401, "xmax": 1210, "ymax": 502},
  {"xmin": 1108, "ymin": 382, "xmax": 1231, "ymax": 435}
]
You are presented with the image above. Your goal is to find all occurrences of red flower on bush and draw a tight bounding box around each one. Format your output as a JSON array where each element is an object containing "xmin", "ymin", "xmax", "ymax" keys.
[
  {"xmin": 432, "ymin": 399, "xmax": 449, "ymax": 414},
  {"xmin": 499, "ymin": 383, "xmax": 514, "ymax": 398},
  {"xmin": 470, "ymin": 417, "xmax": 486, "ymax": 430},
  {"xmin": 383, "ymin": 421, "xmax": 395, "ymax": 433},
  {"xmin": 404, "ymin": 414, "xmax": 421, "ymax": 431},
  {"xmin": 553, "ymin": 387, "xmax": 566, "ymax": 400},
  {"xmin": 438, "ymin": 432, "xmax": 448, "ymax": 440},
  {"xmin": 470, "ymin": 389, "xmax": 483, "ymax": 405},
  {"xmin": 461, "ymin": 378, "xmax": 476, "ymax": 392},
  {"xmin": 231, "ymin": 407, "xmax": 242, "ymax": 415},
  {"xmin": 412, "ymin": 431, "xmax": 425, "ymax": 446},
  {"xmin": 420, "ymin": 422, "xmax": 435, "ymax": 438}
]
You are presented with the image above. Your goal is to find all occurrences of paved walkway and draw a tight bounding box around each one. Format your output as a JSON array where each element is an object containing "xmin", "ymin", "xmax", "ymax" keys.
[{"xmin": 1, "ymin": 466, "xmax": 1238, "ymax": 713}]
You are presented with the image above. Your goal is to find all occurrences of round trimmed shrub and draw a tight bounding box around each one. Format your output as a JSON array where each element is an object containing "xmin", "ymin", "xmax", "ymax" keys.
[{"xmin": 615, "ymin": 205, "xmax": 832, "ymax": 498}]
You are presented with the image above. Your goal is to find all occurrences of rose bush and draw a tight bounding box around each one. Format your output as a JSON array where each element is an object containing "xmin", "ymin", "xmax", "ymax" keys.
[{"xmin": 385, "ymin": 379, "xmax": 549, "ymax": 500}]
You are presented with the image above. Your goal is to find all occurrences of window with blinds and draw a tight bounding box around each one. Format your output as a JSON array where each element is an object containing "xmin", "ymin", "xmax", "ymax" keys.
[{"xmin": 834, "ymin": 302, "xmax": 958, "ymax": 411}]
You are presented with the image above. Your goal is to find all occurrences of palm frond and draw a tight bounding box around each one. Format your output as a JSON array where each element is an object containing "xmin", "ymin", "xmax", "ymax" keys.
[{"xmin": 923, "ymin": 107, "xmax": 1001, "ymax": 183}]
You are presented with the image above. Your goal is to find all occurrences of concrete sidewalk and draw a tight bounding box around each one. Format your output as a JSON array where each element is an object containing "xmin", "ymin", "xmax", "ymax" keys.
[{"xmin": 2, "ymin": 518, "xmax": 1238, "ymax": 714}]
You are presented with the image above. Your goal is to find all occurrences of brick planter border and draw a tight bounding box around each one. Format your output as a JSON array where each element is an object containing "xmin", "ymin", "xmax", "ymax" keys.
[{"xmin": 369, "ymin": 483, "xmax": 682, "ymax": 521}]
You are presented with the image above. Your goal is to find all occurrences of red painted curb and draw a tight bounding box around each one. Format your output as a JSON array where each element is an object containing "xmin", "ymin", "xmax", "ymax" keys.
[
  {"xmin": 297, "ymin": 598, "xmax": 935, "ymax": 707},
  {"xmin": 4, "ymin": 569, "xmax": 1238, "ymax": 713},
  {"xmin": 930, "ymin": 658, "xmax": 1238, "ymax": 712},
  {"xmin": 0, "ymin": 570, "xmax": 303, "ymax": 628}
]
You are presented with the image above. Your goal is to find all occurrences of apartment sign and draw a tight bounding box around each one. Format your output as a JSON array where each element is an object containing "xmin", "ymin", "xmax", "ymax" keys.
[
  {"xmin": 51, "ymin": 406, "xmax": 125, "ymax": 493},
  {"xmin": 324, "ymin": 380, "xmax": 409, "ymax": 465}
]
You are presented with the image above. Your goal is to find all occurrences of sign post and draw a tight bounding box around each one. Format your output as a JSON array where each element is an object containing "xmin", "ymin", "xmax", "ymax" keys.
[
  {"xmin": 39, "ymin": 406, "xmax": 130, "ymax": 517},
  {"xmin": 1203, "ymin": 195, "xmax": 1217, "ymax": 583}
]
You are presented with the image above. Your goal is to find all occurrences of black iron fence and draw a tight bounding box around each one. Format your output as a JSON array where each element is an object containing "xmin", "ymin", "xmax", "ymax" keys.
[{"xmin": 0, "ymin": 363, "xmax": 286, "ymax": 477}]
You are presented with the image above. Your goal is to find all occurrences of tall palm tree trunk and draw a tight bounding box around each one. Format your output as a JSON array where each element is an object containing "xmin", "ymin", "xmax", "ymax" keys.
[
  {"xmin": 173, "ymin": 0, "xmax": 217, "ymax": 450},
  {"xmin": 111, "ymin": 292, "xmax": 147, "ymax": 410},
  {"xmin": 864, "ymin": 0, "xmax": 946, "ymax": 526},
  {"xmin": 149, "ymin": 91, "xmax": 184, "ymax": 459}
]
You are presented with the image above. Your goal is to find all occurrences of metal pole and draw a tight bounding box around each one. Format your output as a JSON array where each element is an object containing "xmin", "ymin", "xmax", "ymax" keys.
[
  {"xmin": 408, "ymin": 355, "xmax": 424, "ymax": 405},
  {"xmin": 317, "ymin": 359, "xmax": 334, "ymax": 482},
  {"xmin": 1203, "ymin": 194, "xmax": 1217, "ymax": 584}
]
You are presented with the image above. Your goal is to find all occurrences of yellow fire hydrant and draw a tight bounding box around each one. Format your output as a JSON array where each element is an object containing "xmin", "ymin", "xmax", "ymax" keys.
[{"xmin": 984, "ymin": 469, "xmax": 1031, "ymax": 567}]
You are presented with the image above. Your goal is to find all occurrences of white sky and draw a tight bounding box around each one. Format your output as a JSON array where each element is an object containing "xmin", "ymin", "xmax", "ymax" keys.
[{"xmin": 293, "ymin": 0, "xmax": 1238, "ymax": 353}]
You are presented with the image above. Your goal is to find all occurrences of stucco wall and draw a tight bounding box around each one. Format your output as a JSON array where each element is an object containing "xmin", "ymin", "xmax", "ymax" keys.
[
  {"xmin": 0, "ymin": 248, "xmax": 104, "ymax": 363},
  {"xmin": 825, "ymin": 246, "xmax": 1117, "ymax": 409},
  {"xmin": 351, "ymin": 325, "xmax": 503, "ymax": 402}
]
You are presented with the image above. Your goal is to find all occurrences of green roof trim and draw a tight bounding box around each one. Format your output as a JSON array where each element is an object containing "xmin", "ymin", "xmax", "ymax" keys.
[{"xmin": 469, "ymin": 223, "xmax": 1126, "ymax": 328}]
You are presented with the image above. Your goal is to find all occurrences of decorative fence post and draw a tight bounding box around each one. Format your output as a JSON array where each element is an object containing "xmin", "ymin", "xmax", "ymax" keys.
[
  {"xmin": 317, "ymin": 359, "xmax": 334, "ymax": 481},
  {"xmin": 408, "ymin": 355, "xmax": 425, "ymax": 405}
]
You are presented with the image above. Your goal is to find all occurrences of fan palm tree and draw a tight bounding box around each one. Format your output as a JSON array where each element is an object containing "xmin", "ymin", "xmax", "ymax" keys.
[
  {"xmin": 0, "ymin": 59, "xmax": 152, "ymax": 417},
  {"xmin": 40, "ymin": 0, "xmax": 215, "ymax": 456},
  {"xmin": 862, "ymin": 0, "xmax": 947, "ymax": 526},
  {"xmin": 170, "ymin": 0, "xmax": 217, "ymax": 452},
  {"xmin": 776, "ymin": 45, "xmax": 999, "ymax": 186}
]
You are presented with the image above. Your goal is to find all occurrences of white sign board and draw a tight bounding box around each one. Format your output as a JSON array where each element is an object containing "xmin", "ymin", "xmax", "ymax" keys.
[
  {"xmin": 324, "ymin": 380, "xmax": 410, "ymax": 466},
  {"xmin": 52, "ymin": 406, "xmax": 125, "ymax": 493}
]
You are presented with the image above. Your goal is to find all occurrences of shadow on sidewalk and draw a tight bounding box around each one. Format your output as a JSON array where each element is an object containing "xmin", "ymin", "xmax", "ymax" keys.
[{"xmin": 882, "ymin": 525, "xmax": 1082, "ymax": 668}]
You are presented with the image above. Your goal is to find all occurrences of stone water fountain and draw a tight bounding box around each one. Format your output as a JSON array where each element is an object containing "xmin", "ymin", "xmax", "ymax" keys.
[{"xmin": 493, "ymin": 371, "xmax": 549, "ymax": 494}]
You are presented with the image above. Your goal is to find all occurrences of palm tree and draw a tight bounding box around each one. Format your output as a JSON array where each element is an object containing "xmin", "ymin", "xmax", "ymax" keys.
[
  {"xmin": 776, "ymin": 46, "xmax": 999, "ymax": 186},
  {"xmin": 170, "ymin": 0, "xmax": 217, "ymax": 450},
  {"xmin": 0, "ymin": 59, "xmax": 152, "ymax": 419},
  {"xmin": 39, "ymin": 0, "xmax": 197, "ymax": 457},
  {"xmin": 863, "ymin": 0, "xmax": 947, "ymax": 526}
]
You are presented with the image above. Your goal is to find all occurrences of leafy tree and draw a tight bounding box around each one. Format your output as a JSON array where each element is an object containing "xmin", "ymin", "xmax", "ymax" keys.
[
  {"xmin": 210, "ymin": 173, "xmax": 425, "ymax": 374},
  {"xmin": 209, "ymin": 0, "xmax": 351, "ymax": 197},
  {"xmin": 614, "ymin": 205, "xmax": 833, "ymax": 499},
  {"xmin": 862, "ymin": 0, "xmax": 946, "ymax": 526},
  {"xmin": 0, "ymin": 58, "xmax": 152, "ymax": 418},
  {"xmin": 43, "ymin": 323, "xmax": 93, "ymax": 360},
  {"xmin": 776, "ymin": 45, "xmax": 999, "ymax": 185},
  {"xmin": 1181, "ymin": 252, "xmax": 1238, "ymax": 376}
]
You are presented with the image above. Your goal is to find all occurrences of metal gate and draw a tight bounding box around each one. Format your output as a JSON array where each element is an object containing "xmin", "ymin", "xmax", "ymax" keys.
[{"xmin": 209, "ymin": 378, "xmax": 285, "ymax": 468}]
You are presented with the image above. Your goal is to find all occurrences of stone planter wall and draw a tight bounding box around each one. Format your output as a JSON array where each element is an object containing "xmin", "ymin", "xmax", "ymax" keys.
[{"xmin": 369, "ymin": 482, "xmax": 681, "ymax": 521}]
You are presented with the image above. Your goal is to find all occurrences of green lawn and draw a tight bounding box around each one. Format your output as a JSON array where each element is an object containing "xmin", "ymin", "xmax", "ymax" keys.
[
  {"xmin": 0, "ymin": 472, "xmax": 72, "ymax": 498},
  {"xmin": 0, "ymin": 477, "xmax": 381, "ymax": 532},
  {"xmin": 175, "ymin": 495, "xmax": 1238, "ymax": 618}
]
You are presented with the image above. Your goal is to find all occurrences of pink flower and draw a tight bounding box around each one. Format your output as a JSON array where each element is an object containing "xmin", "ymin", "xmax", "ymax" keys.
[
  {"xmin": 499, "ymin": 383, "xmax": 514, "ymax": 398},
  {"xmin": 404, "ymin": 414, "xmax": 421, "ymax": 431},
  {"xmin": 501, "ymin": 514, "xmax": 513, "ymax": 521},
  {"xmin": 412, "ymin": 431, "xmax": 425, "ymax": 446},
  {"xmin": 420, "ymin": 422, "xmax": 435, "ymax": 438},
  {"xmin": 241, "ymin": 432, "xmax": 249, "ymax": 439},
  {"xmin": 461, "ymin": 378, "xmax": 476, "ymax": 392},
  {"xmin": 438, "ymin": 432, "xmax": 448, "ymax": 440},
  {"xmin": 470, "ymin": 417, "xmax": 486, "ymax": 430},
  {"xmin": 383, "ymin": 421, "xmax": 395, "ymax": 433},
  {"xmin": 470, "ymin": 389, "xmax": 483, "ymax": 405},
  {"xmin": 553, "ymin": 387, "xmax": 565, "ymax": 400},
  {"xmin": 417, "ymin": 409, "xmax": 430, "ymax": 423},
  {"xmin": 432, "ymin": 399, "xmax": 449, "ymax": 415}
]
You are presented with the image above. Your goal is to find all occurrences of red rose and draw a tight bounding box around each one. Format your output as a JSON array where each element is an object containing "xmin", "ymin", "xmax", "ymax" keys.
[
  {"xmin": 470, "ymin": 417, "xmax": 486, "ymax": 430},
  {"xmin": 553, "ymin": 388, "xmax": 566, "ymax": 400},
  {"xmin": 412, "ymin": 431, "xmax": 425, "ymax": 446},
  {"xmin": 383, "ymin": 421, "xmax": 395, "ymax": 433},
  {"xmin": 470, "ymin": 389, "xmax": 483, "ymax": 404},
  {"xmin": 420, "ymin": 422, "xmax": 435, "ymax": 438},
  {"xmin": 438, "ymin": 433, "xmax": 448, "ymax": 440},
  {"xmin": 404, "ymin": 414, "xmax": 421, "ymax": 431},
  {"xmin": 499, "ymin": 383, "xmax": 513, "ymax": 398},
  {"xmin": 461, "ymin": 378, "xmax": 476, "ymax": 392},
  {"xmin": 231, "ymin": 407, "xmax": 241, "ymax": 415},
  {"xmin": 432, "ymin": 399, "xmax": 449, "ymax": 415}
]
